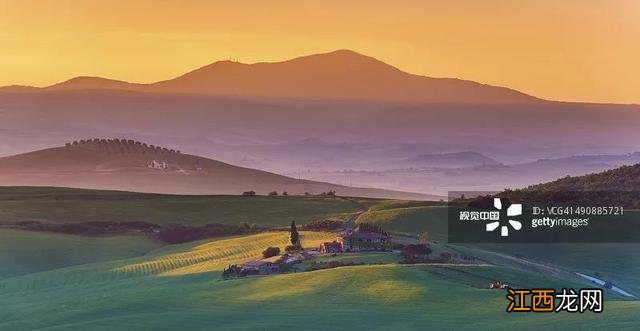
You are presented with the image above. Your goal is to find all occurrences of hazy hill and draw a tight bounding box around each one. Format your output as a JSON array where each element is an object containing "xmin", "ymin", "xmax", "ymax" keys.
[
  {"xmin": 3, "ymin": 50, "xmax": 537, "ymax": 104},
  {"xmin": 0, "ymin": 139, "xmax": 436, "ymax": 200},
  {"xmin": 47, "ymin": 76, "xmax": 144, "ymax": 91},
  {"xmin": 405, "ymin": 151, "xmax": 500, "ymax": 168},
  {"xmin": 1, "ymin": 50, "xmax": 639, "ymax": 192}
]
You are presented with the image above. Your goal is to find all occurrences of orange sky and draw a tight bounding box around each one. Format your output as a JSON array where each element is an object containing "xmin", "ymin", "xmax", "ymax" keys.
[{"xmin": 1, "ymin": 0, "xmax": 638, "ymax": 104}]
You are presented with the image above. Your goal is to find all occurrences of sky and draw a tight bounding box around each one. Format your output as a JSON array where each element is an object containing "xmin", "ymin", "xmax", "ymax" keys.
[{"xmin": 0, "ymin": 0, "xmax": 638, "ymax": 104}]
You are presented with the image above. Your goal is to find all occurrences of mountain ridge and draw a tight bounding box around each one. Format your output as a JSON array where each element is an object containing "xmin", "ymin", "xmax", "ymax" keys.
[{"xmin": 0, "ymin": 49, "xmax": 540, "ymax": 104}]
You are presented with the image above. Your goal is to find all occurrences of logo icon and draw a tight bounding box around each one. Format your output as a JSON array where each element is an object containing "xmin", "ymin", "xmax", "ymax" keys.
[{"xmin": 486, "ymin": 198, "xmax": 522, "ymax": 237}]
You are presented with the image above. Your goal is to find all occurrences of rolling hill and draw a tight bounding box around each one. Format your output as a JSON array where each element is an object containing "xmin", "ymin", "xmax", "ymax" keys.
[
  {"xmin": 1, "ymin": 231, "xmax": 637, "ymax": 330},
  {"xmin": 0, "ymin": 139, "xmax": 435, "ymax": 200},
  {"xmin": 6, "ymin": 50, "xmax": 538, "ymax": 104},
  {"xmin": 0, "ymin": 186, "xmax": 369, "ymax": 226},
  {"xmin": 0, "ymin": 229, "xmax": 160, "ymax": 279},
  {"xmin": 525, "ymin": 163, "xmax": 640, "ymax": 191}
]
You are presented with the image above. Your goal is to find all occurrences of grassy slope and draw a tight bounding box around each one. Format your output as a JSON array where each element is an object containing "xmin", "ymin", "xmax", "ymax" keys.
[
  {"xmin": 0, "ymin": 229, "xmax": 161, "ymax": 279},
  {"xmin": 357, "ymin": 203, "xmax": 449, "ymax": 240},
  {"xmin": 0, "ymin": 232, "xmax": 334, "ymax": 291},
  {"xmin": 0, "ymin": 187, "xmax": 637, "ymax": 329},
  {"xmin": 0, "ymin": 187, "xmax": 365, "ymax": 226},
  {"xmin": 470, "ymin": 243, "xmax": 640, "ymax": 295},
  {"xmin": 114, "ymin": 231, "xmax": 335, "ymax": 276},
  {"xmin": 355, "ymin": 202, "xmax": 640, "ymax": 297},
  {"xmin": 0, "ymin": 254, "xmax": 637, "ymax": 330}
]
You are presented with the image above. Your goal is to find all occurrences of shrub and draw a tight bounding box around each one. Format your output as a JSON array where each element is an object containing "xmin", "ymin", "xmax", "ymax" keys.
[
  {"xmin": 262, "ymin": 246, "xmax": 281, "ymax": 258},
  {"xmin": 401, "ymin": 244, "xmax": 432, "ymax": 263}
]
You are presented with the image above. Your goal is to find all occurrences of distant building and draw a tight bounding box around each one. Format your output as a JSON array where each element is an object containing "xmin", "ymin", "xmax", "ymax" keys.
[
  {"xmin": 240, "ymin": 260, "xmax": 280, "ymax": 275},
  {"xmin": 148, "ymin": 160, "xmax": 169, "ymax": 170},
  {"xmin": 320, "ymin": 241, "xmax": 343, "ymax": 253},
  {"xmin": 284, "ymin": 250, "xmax": 318, "ymax": 264}
]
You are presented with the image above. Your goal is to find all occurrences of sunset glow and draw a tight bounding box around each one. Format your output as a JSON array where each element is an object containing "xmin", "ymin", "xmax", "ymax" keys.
[{"xmin": 1, "ymin": 0, "xmax": 638, "ymax": 103}]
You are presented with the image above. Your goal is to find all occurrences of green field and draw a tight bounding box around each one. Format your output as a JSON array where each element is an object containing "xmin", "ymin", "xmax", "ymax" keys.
[
  {"xmin": 469, "ymin": 243, "xmax": 640, "ymax": 295},
  {"xmin": 0, "ymin": 187, "xmax": 367, "ymax": 226},
  {"xmin": 0, "ymin": 229, "xmax": 161, "ymax": 279},
  {"xmin": 355, "ymin": 201, "xmax": 640, "ymax": 298},
  {"xmin": 0, "ymin": 187, "xmax": 637, "ymax": 329},
  {"xmin": 356, "ymin": 205, "xmax": 449, "ymax": 240},
  {"xmin": 1, "ymin": 243, "xmax": 637, "ymax": 330}
]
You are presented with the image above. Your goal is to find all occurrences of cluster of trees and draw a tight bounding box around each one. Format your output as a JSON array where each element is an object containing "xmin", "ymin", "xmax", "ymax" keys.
[
  {"xmin": 398, "ymin": 244, "xmax": 455, "ymax": 264},
  {"xmin": 400, "ymin": 244, "xmax": 432, "ymax": 263},
  {"xmin": 465, "ymin": 189, "xmax": 640, "ymax": 210},
  {"xmin": 222, "ymin": 264, "xmax": 245, "ymax": 279},
  {"xmin": 7, "ymin": 220, "xmax": 159, "ymax": 236},
  {"xmin": 301, "ymin": 219, "xmax": 345, "ymax": 231},
  {"xmin": 267, "ymin": 191, "xmax": 289, "ymax": 196},
  {"xmin": 457, "ymin": 164, "xmax": 640, "ymax": 209},
  {"xmin": 356, "ymin": 223, "xmax": 389, "ymax": 236},
  {"xmin": 65, "ymin": 138, "xmax": 181, "ymax": 155}
]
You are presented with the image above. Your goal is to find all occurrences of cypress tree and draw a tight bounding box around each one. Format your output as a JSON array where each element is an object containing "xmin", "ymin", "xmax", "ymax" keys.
[{"xmin": 290, "ymin": 221, "xmax": 299, "ymax": 246}]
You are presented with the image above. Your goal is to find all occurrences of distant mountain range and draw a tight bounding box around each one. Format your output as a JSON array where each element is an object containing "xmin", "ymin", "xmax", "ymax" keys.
[
  {"xmin": 1, "ymin": 49, "xmax": 639, "ymax": 196},
  {"xmin": 405, "ymin": 152, "xmax": 500, "ymax": 168},
  {"xmin": 1, "ymin": 50, "xmax": 537, "ymax": 104},
  {"xmin": 0, "ymin": 139, "xmax": 437, "ymax": 200},
  {"xmin": 294, "ymin": 152, "xmax": 640, "ymax": 195}
]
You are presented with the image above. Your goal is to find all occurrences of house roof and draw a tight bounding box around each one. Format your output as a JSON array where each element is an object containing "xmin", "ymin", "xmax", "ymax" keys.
[
  {"xmin": 241, "ymin": 260, "xmax": 274, "ymax": 268},
  {"xmin": 262, "ymin": 255, "xmax": 282, "ymax": 263}
]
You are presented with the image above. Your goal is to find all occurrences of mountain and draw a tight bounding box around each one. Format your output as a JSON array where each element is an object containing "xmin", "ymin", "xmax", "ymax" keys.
[
  {"xmin": 3, "ymin": 50, "xmax": 538, "ymax": 104},
  {"xmin": 46, "ymin": 77, "xmax": 142, "ymax": 91},
  {"xmin": 1, "ymin": 50, "xmax": 639, "ymax": 194},
  {"xmin": 0, "ymin": 139, "xmax": 437, "ymax": 200},
  {"xmin": 0, "ymin": 85, "xmax": 40, "ymax": 92},
  {"xmin": 405, "ymin": 152, "xmax": 500, "ymax": 168}
]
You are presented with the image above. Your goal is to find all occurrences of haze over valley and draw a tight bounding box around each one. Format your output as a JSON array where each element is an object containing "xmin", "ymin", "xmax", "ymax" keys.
[{"xmin": 2, "ymin": 50, "xmax": 639, "ymax": 195}]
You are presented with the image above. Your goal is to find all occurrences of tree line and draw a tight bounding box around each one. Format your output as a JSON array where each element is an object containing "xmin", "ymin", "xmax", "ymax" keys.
[{"xmin": 65, "ymin": 138, "xmax": 181, "ymax": 155}]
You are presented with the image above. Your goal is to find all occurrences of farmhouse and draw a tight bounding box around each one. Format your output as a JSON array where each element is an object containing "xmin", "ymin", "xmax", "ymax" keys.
[
  {"xmin": 240, "ymin": 260, "xmax": 280, "ymax": 275},
  {"xmin": 284, "ymin": 250, "xmax": 318, "ymax": 264},
  {"xmin": 319, "ymin": 241, "xmax": 342, "ymax": 253},
  {"xmin": 148, "ymin": 160, "xmax": 169, "ymax": 170}
]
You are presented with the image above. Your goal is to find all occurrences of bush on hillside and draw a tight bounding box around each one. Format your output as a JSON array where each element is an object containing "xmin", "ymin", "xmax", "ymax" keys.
[{"xmin": 262, "ymin": 246, "xmax": 281, "ymax": 258}]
